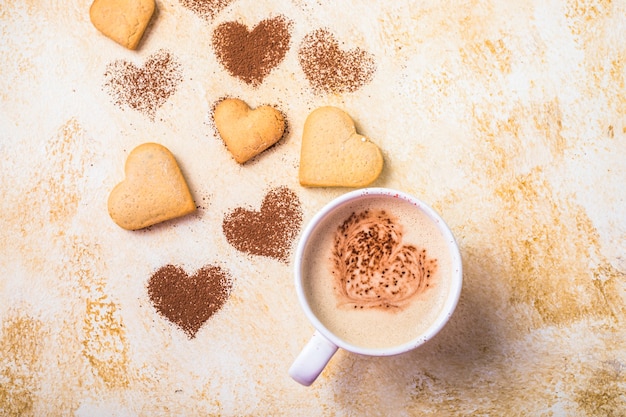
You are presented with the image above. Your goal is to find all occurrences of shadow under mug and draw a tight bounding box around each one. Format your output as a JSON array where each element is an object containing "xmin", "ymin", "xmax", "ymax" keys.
[{"xmin": 288, "ymin": 188, "xmax": 463, "ymax": 386}]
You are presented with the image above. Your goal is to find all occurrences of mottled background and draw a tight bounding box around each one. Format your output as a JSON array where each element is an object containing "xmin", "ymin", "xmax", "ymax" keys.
[{"xmin": 1, "ymin": 0, "xmax": 625, "ymax": 416}]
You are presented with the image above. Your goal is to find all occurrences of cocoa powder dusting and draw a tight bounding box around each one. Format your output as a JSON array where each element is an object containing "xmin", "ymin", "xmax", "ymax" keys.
[
  {"xmin": 179, "ymin": 0, "xmax": 233, "ymax": 21},
  {"xmin": 148, "ymin": 264, "xmax": 232, "ymax": 338},
  {"xmin": 298, "ymin": 28, "xmax": 376, "ymax": 94},
  {"xmin": 222, "ymin": 187, "xmax": 303, "ymax": 262},
  {"xmin": 212, "ymin": 16, "xmax": 293, "ymax": 86},
  {"xmin": 103, "ymin": 49, "xmax": 183, "ymax": 119}
]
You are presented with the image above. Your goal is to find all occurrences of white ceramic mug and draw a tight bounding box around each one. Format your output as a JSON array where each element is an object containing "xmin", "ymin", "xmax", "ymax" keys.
[{"xmin": 288, "ymin": 188, "xmax": 463, "ymax": 386}]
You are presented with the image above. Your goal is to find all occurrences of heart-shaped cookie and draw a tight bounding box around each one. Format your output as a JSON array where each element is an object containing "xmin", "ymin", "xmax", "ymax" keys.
[
  {"xmin": 299, "ymin": 106, "xmax": 383, "ymax": 187},
  {"xmin": 108, "ymin": 143, "xmax": 195, "ymax": 230},
  {"xmin": 90, "ymin": 0, "xmax": 155, "ymax": 50},
  {"xmin": 148, "ymin": 264, "xmax": 232, "ymax": 338},
  {"xmin": 222, "ymin": 187, "xmax": 302, "ymax": 262},
  {"xmin": 212, "ymin": 16, "xmax": 292, "ymax": 86},
  {"xmin": 103, "ymin": 50, "xmax": 182, "ymax": 119},
  {"xmin": 332, "ymin": 209, "xmax": 437, "ymax": 309},
  {"xmin": 213, "ymin": 98, "xmax": 285, "ymax": 164},
  {"xmin": 298, "ymin": 29, "xmax": 376, "ymax": 93}
]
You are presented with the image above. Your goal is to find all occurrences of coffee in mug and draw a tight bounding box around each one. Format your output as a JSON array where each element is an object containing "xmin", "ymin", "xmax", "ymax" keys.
[
  {"xmin": 301, "ymin": 194, "xmax": 453, "ymax": 349},
  {"xmin": 289, "ymin": 188, "xmax": 462, "ymax": 386}
]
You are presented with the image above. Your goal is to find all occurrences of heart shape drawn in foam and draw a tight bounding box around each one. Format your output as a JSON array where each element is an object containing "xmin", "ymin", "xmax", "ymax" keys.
[
  {"xmin": 222, "ymin": 187, "xmax": 302, "ymax": 262},
  {"xmin": 103, "ymin": 49, "xmax": 182, "ymax": 119},
  {"xmin": 299, "ymin": 106, "xmax": 383, "ymax": 187},
  {"xmin": 212, "ymin": 16, "xmax": 292, "ymax": 86},
  {"xmin": 213, "ymin": 98, "xmax": 286, "ymax": 164},
  {"xmin": 148, "ymin": 264, "xmax": 233, "ymax": 338},
  {"xmin": 331, "ymin": 209, "xmax": 438, "ymax": 310},
  {"xmin": 107, "ymin": 143, "xmax": 195, "ymax": 230},
  {"xmin": 298, "ymin": 28, "xmax": 376, "ymax": 94}
]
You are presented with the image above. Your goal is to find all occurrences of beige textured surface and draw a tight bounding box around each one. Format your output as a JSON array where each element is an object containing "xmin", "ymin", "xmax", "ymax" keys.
[{"xmin": 1, "ymin": 0, "xmax": 625, "ymax": 416}]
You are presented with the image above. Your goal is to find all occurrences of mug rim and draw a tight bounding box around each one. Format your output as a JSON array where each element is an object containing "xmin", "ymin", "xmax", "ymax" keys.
[{"xmin": 294, "ymin": 187, "xmax": 463, "ymax": 356}]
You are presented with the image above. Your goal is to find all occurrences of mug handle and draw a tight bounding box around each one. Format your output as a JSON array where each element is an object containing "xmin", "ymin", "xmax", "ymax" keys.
[{"xmin": 289, "ymin": 330, "xmax": 339, "ymax": 386}]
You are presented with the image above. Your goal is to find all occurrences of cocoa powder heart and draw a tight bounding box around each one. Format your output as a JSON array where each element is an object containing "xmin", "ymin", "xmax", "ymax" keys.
[
  {"xmin": 103, "ymin": 49, "xmax": 182, "ymax": 119},
  {"xmin": 212, "ymin": 16, "xmax": 292, "ymax": 86},
  {"xmin": 298, "ymin": 29, "xmax": 376, "ymax": 94},
  {"xmin": 148, "ymin": 264, "xmax": 232, "ymax": 338},
  {"xmin": 222, "ymin": 187, "xmax": 302, "ymax": 262}
]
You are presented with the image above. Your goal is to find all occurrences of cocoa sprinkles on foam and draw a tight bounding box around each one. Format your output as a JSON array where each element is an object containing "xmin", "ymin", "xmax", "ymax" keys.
[{"xmin": 332, "ymin": 209, "xmax": 437, "ymax": 310}]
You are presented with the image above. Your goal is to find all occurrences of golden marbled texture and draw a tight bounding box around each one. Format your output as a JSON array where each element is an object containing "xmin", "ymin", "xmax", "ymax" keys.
[
  {"xmin": 565, "ymin": 0, "xmax": 613, "ymax": 36},
  {"xmin": 82, "ymin": 292, "xmax": 130, "ymax": 388},
  {"xmin": 575, "ymin": 360, "xmax": 626, "ymax": 416},
  {"xmin": 494, "ymin": 168, "xmax": 616, "ymax": 326},
  {"xmin": 0, "ymin": 315, "xmax": 43, "ymax": 416}
]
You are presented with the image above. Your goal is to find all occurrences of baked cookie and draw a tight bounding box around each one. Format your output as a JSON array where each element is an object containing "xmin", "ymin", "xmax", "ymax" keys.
[
  {"xmin": 213, "ymin": 98, "xmax": 285, "ymax": 164},
  {"xmin": 90, "ymin": 0, "xmax": 155, "ymax": 50},
  {"xmin": 108, "ymin": 143, "xmax": 195, "ymax": 230},
  {"xmin": 299, "ymin": 106, "xmax": 383, "ymax": 187}
]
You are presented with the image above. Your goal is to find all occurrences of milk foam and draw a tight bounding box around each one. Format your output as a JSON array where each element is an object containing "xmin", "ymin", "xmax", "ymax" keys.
[{"xmin": 302, "ymin": 196, "xmax": 453, "ymax": 349}]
